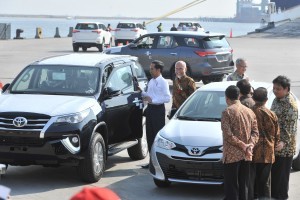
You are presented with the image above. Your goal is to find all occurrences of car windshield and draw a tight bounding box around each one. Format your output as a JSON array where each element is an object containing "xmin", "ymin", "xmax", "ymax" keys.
[
  {"xmin": 117, "ymin": 23, "xmax": 136, "ymax": 28},
  {"xmin": 203, "ymin": 36, "xmax": 230, "ymax": 49},
  {"xmin": 75, "ymin": 23, "xmax": 98, "ymax": 30},
  {"xmin": 10, "ymin": 65, "xmax": 100, "ymax": 96},
  {"xmin": 177, "ymin": 91, "xmax": 227, "ymax": 120}
]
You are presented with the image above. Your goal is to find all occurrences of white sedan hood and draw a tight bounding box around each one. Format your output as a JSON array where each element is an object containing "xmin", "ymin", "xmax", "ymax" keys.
[
  {"xmin": 0, "ymin": 94, "xmax": 97, "ymax": 116},
  {"xmin": 160, "ymin": 119, "xmax": 223, "ymax": 147}
]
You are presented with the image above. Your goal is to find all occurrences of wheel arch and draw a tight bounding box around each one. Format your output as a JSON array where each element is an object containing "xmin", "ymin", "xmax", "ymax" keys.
[{"xmin": 93, "ymin": 121, "xmax": 108, "ymax": 149}]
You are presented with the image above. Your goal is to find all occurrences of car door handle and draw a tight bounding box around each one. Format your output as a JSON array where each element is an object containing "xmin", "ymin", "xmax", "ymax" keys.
[{"xmin": 170, "ymin": 53, "xmax": 177, "ymax": 55}]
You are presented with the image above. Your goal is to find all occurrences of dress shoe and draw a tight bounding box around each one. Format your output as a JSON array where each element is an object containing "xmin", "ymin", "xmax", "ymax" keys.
[{"xmin": 141, "ymin": 164, "xmax": 149, "ymax": 169}]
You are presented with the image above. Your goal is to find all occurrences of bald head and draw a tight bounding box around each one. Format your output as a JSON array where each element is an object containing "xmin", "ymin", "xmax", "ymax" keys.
[{"xmin": 175, "ymin": 61, "xmax": 187, "ymax": 78}]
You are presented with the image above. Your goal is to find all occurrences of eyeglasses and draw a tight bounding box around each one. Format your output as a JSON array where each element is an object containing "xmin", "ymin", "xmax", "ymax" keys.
[{"xmin": 239, "ymin": 65, "xmax": 247, "ymax": 68}]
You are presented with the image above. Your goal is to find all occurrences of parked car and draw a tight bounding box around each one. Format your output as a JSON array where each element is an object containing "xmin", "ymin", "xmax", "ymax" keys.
[
  {"xmin": 105, "ymin": 31, "xmax": 234, "ymax": 83},
  {"xmin": 72, "ymin": 22, "xmax": 112, "ymax": 52},
  {"xmin": 150, "ymin": 81, "xmax": 300, "ymax": 187},
  {"xmin": 177, "ymin": 22, "xmax": 204, "ymax": 32},
  {"xmin": 114, "ymin": 22, "xmax": 147, "ymax": 45},
  {"xmin": 0, "ymin": 54, "xmax": 148, "ymax": 183}
]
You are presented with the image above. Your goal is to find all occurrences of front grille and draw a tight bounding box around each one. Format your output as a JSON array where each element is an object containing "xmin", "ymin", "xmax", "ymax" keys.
[
  {"xmin": 0, "ymin": 136, "xmax": 45, "ymax": 146},
  {"xmin": 0, "ymin": 112, "xmax": 50, "ymax": 131},
  {"xmin": 157, "ymin": 152, "xmax": 224, "ymax": 182}
]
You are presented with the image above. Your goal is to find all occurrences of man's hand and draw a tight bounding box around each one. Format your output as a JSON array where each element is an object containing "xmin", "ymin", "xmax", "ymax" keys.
[
  {"xmin": 143, "ymin": 96, "xmax": 152, "ymax": 103},
  {"xmin": 275, "ymin": 141, "xmax": 285, "ymax": 152}
]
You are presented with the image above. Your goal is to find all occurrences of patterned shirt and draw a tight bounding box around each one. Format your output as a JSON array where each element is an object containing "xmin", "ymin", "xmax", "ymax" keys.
[
  {"xmin": 172, "ymin": 75, "xmax": 196, "ymax": 109},
  {"xmin": 221, "ymin": 101, "xmax": 259, "ymax": 164},
  {"xmin": 240, "ymin": 94, "xmax": 255, "ymax": 109},
  {"xmin": 271, "ymin": 93, "xmax": 298, "ymax": 157},
  {"xmin": 252, "ymin": 104, "xmax": 280, "ymax": 163},
  {"xmin": 227, "ymin": 71, "xmax": 249, "ymax": 81}
]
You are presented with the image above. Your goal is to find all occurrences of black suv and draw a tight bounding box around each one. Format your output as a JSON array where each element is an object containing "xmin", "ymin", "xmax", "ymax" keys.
[
  {"xmin": 105, "ymin": 31, "xmax": 234, "ymax": 83},
  {"xmin": 0, "ymin": 54, "xmax": 148, "ymax": 183}
]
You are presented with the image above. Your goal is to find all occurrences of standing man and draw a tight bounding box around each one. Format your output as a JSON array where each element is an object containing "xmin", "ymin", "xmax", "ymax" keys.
[
  {"xmin": 157, "ymin": 23, "xmax": 163, "ymax": 32},
  {"xmin": 172, "ymin": 61, "xmax": 196, "ymax": 110},
  {"xmin": 140, "ymin": 60, "xmax": 171, "ymax": 168},
  {"xmin": 227, "ymin": 58, "xmax": 249, "ymax": 81},
  {"xmin": 271, "ymin": 75, "xmax": 298, "ymax": 199},
  {"xmin": 221, "ymin": 85, "xmax": 259, "ymax": 200},
  {"xmin": 170, "ymin": 24, "xmax": 177, "ymax": 31},
  {"xmin": 251, "ymin": 87, "xmax": 280, "ymax": 199}
]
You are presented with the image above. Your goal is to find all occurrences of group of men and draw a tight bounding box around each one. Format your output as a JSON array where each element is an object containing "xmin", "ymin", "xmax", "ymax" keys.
[{"xmin": 138, "ymin": 58, "xmax": 298, "ymax": 200}]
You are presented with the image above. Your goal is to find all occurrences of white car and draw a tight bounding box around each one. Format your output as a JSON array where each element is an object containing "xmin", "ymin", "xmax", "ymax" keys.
[
  {"xmin": 150, "ymin": 81, "xmax": 300, "ymax": 187},
  {"xmin": 72, "ymin": 22, "xmax": 112, "ymax": 52},
  {"xmin": 114, "ymin": 22, "xmax": 147, "ymax": 45},
  {"xmin": 177, "ymin": 21, "xmax": 204, "ymax": 32}
]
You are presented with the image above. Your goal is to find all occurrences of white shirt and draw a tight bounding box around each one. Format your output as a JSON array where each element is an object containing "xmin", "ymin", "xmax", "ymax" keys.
[{"xmin": 142, "ymin": 75, "xmax": 171, "ymax": 104}]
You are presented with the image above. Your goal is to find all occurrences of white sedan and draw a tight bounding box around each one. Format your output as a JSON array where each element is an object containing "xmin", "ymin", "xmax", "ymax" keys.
[{"xmin": 150, "ymin": 81, "xmax": 300, "ymax": 187}]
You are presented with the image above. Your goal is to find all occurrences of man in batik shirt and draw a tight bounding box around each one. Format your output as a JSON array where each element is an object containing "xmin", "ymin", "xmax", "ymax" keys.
[
  {"xmin": 172, "ymin": 60, "xmax": 196, "ymax": 109},
  {"xmin": 271, "ymin": 76, "xmax": 298, "ymax": 200},
  {"xmin": 221, "ymin": 85, "xmax": 259, "ymax": 200},
  {"xmin": 227, "ymin": 58, "xmax": 249, "ymax": 81},
  {"xmin": 251, "ymin": 87, "xmax": 280, "ymax": 199}
]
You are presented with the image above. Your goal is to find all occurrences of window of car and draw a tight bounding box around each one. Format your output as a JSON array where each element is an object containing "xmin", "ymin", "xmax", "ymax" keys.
[
  {"xmin": 117, "ymin": 23, "xmax": 136, "ymax": 29},
  {"xmin": 135, "ymin": 35, "xmax": 155, "ymax": 49},
  {"xmin": 178, "ymin": 91, "xmax": 227, "ymax": 119},
  {"xmin": 106, "ymin": 65, "xmax": 134, "ymax": 94},
  {"xmin": 75, "ymin": 23, "xmax": 98, "ymax": 30},
  {"xmin": 193, "ymin": 23, "xmax": 202, "ymax": 28},
  {"xmin": 133, "ymin": 62, "xmax": 146, "ymax": 79},
  {"xmin": 98, "ymin": 24, "xmax": 106, "ymax": 30},
  {"xmin": 157, "ymin": 35, "xmax": 178, "ymax": 49},
  {"xmin": 203, "ymin": 36, "xmax": 231, "ymax": 49},
  {"xmin": 184, "ymin": 37, "xmax": 201, "ymax": 48}
]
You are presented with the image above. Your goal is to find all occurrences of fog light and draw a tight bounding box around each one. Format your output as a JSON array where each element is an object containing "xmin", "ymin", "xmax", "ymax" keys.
[{"xmin": 71, "ymin": 136, "xmax": 79, "ymax": 144}]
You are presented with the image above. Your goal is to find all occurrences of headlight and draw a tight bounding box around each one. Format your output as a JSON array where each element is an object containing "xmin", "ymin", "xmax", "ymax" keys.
[
  {"xmin": 219, "ymin": 146, "xmax": 223, "ymax": 152},
  {"xmin": 56, "ymin": 109, "xmax": 90, "ymax": 124},
  {"xmin": 155, "ymin": 133, "xmax": 176, "ymax": 150}
]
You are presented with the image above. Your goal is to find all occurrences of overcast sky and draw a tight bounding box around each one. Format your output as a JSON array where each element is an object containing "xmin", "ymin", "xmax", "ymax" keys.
[{"xmin": 0, "ymin": 0, "xmax": 262, "ymax": 18}]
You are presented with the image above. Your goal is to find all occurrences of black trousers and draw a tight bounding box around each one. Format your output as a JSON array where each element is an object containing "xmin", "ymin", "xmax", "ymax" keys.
[
  {"xmin": 223, "ymin": 160, "xmax": 251, "ymax": 200},
  {"xmin": 253, "ymin": 163, "xmax": 272, "ymax": 199},
  {"xmin": 271, "ymin": 156, "xmax": 293, "ymax": 200},
  {"xmin": 145, "ymin": 104, "xmax": 165, "ymax": 152}
]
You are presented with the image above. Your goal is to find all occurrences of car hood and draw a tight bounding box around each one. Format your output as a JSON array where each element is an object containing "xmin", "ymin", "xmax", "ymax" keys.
[
  {"xmin": 0, "ymin": 94, "xmax": 97, "ymax": 116},
  {"xmin": 160, "ymin": 119, "xmax": 222, "ymax": 147}
]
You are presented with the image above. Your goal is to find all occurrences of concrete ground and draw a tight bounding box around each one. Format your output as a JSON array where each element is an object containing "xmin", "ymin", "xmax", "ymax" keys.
[{"xmin": 0, "ymin": 37, "xmax": 300, "ymax": 200}]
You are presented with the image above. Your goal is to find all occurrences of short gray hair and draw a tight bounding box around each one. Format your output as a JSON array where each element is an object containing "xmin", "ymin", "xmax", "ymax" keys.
[{"xmin": 236, "ymin": 58, "xmax": 246, "ymax": 66}]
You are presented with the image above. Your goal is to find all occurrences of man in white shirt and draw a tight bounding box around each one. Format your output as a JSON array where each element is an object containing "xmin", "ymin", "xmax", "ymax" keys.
[{"xmin": 140, "ymin": 60, "xmax": 171, "ymax": 168}]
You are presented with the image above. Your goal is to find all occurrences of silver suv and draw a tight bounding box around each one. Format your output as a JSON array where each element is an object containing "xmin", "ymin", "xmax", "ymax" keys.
[{"xmin": 105, "ymin": 31, "xmax": 234, "ymax": 83}]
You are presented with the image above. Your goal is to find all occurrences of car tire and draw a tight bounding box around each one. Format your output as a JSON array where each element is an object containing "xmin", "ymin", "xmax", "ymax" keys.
[
  {"xmin": 153, "ymin": 178, "xmax": 171, "ymax": 188},
  {"xmin": 82, "ymin": 47, "xmax": 87, "ymax": 52},
  {"xmin": 292, "ymin": 151, "xmax": 300, "ymax": 171},
  {"xmin": 73, "ymin": 44, "xmax": 79, "ymax": 52},
  {"xmin": 77, "ymin": 133, "xmax": 106, "ymax": 183},
  {"xmin": 127, "ymin": 122, "xmax": 148, "ymax": 160}
]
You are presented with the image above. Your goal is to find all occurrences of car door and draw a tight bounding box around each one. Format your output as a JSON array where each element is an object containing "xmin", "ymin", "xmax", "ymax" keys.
[
  {"xmin": 101, "ymin": 64, "xmax": 143, "ymax": 144},
  {"xmin": 122, "ymin": 34, "xmax": 156, "ymax": 77}
]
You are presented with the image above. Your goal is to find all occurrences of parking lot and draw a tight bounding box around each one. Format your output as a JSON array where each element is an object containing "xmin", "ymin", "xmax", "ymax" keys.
[{"xmin": 0, "ymin": 37, "xmax": 300, "ymax": 200}]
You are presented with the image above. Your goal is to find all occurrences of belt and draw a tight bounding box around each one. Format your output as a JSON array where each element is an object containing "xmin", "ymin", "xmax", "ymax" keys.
[{"xmin": 148, "ymin": 103, "xmax": 164, "ymax": 107}]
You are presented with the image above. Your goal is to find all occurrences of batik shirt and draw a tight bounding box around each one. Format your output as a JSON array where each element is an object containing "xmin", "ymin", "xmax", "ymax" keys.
[
  {"xmin": 240, "ymin": 94, "xmax": 255, "ymax": 109},
  {"xmin": 227, "ymin": 71, "xmax": 249, "ymax": 81},
  {"xmin": 221, "ymin": 101, "xmax": 259, "ymax": 164},
  {"xmin": 271, "ymin": 93, "xmax": 298, "ymax": 157},
  {"xmin": 252, "ymin": 104, "xmax": 280, "ymax": 163},
  {"xmin": 172, "ymin": 75, "xmax": 196, "ymax": 109}
]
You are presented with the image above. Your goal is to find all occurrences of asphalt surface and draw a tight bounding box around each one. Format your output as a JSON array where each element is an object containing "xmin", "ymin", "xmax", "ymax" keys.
[{"xmin": 0, "ymin": 37, "xmax": 300, "ymax": 200}]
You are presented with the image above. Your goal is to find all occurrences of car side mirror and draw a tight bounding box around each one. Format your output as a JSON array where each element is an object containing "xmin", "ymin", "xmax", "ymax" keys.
[
  {"xmin": 103, "ymin": 87, "xmax": 121, "ymax": 99},
  {"xmin": 1, "ymin": 83, "xmax": 10, "ymax": 93},
  {"xmin": 128, "ymin": 44, "xmax": 138, "ymax": 49}
]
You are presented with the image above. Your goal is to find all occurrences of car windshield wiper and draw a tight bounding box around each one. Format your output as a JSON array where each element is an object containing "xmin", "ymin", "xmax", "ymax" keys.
[
  {"xmin": 177, "ymin": 116, "xmax": 197, "ymax": 121},
  {"xmin": 213, "ymin": 45, "xmax": 223, "ymax": 48},
  {"xmin": 195, "ymin": 117, "xmax": 221, "ymax": 122}
]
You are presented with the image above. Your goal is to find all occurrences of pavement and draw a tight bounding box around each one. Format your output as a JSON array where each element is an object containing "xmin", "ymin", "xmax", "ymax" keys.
[{"xmin": 0, "ymin": 36, "xmax": 300, "ymax": 200}]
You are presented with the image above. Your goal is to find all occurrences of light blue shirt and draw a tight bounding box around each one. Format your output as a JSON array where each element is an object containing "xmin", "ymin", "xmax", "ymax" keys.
[{"xmin": 142, "ymin": 75, "xmax": 171, "ymax": 104}]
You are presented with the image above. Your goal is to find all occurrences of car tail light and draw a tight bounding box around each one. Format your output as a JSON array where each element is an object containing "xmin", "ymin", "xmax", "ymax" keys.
[
  {"xmin": 72, "ymin": 30, "xmax": 80, "ymax": 33},
  {"xmin": 131, "ymin": 29, "xmax": 138, "ymax": 32},
  {"xmin": 194, "ymin": 51, "xmax": 216, "ymax": 57},
  {"xmin": 115, "ymin": 28, "xmax": 121, "ymax": 31},
  {"xmin": 92, "ymin": 30, "xmax": 101, "ymax": 34}
]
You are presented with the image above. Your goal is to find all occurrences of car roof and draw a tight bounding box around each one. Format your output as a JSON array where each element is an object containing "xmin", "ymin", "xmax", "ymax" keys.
[
  {"xmin": 145, "ymin": 31, "xmax": 224, "ymax": 37},
  {"xmin": 199, "ymin": 81, "xmax": 273, "ymax": 92},
  {"xmin": 118, "ymin": 22, "xmax": 140, "ymax": 24},
  {"xmin": 36, "ymin": 53, "xmax": 134, "ymax": 67},
  {"xmin": 76, "ymin": 22, "xmax": 104, "ymax": 24}
]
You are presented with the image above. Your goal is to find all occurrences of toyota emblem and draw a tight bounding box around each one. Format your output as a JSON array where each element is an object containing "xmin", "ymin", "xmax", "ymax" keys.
[
  {"xmin": 13, "ymin": 117, "xmax": 28, "ymax": 128},
  {"xmin": 190, "ymin": 147, "xmax": 201, "ymax": 155}
]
